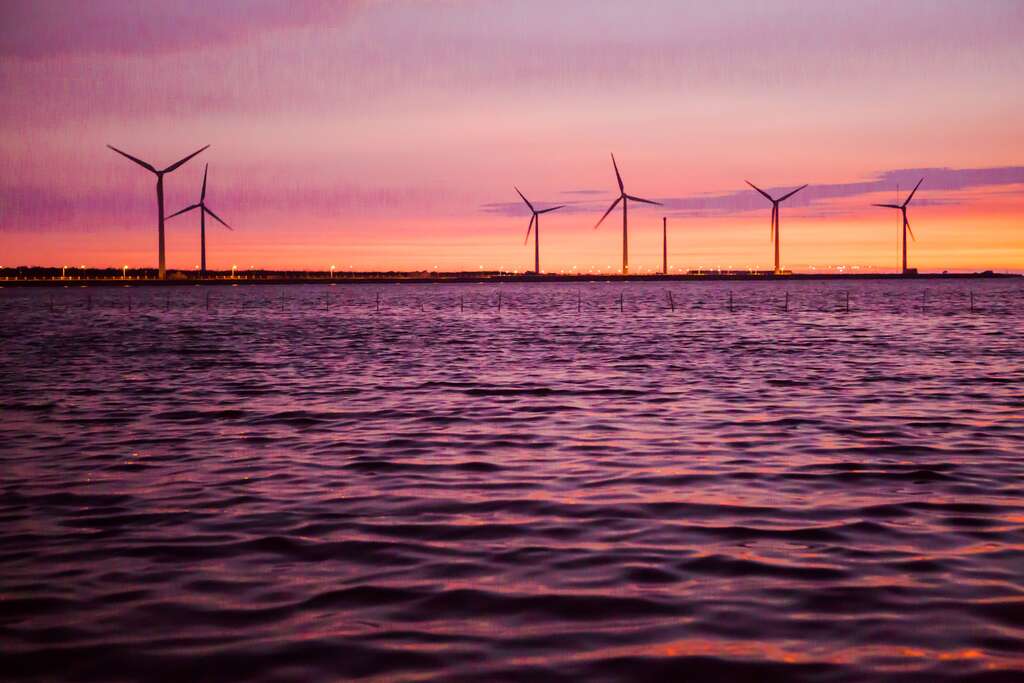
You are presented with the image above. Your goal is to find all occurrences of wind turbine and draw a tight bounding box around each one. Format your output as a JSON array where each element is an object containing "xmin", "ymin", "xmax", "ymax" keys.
[
  {"xmin": 873, "ymin": 178, "xmax": 923, "ymax": 275},
  {"xmin": 594, "ymin": 154, "xmax": 662, "ymax": 275},
  {"xmin": 745, "ymin": 181, "xmax": 808, "ymax": 274},
  {"xmin": 167, "ymin": 164, "xmax": 233, "ymax": 278},
  {"xmin": 107, "ymin": 144, "xmax": 209, "ymax": 279},
  {"xmin": 515, "ymin": 187, "xmax": 563, "ymax": 275}
]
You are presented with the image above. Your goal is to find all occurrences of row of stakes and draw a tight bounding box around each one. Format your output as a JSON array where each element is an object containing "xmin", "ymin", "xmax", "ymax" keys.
[{"xmin": 41, "ymin": 289, "xmax": 986, "ymax": 314}]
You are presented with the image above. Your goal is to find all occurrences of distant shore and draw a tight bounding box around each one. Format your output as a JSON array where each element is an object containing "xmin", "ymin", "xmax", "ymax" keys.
[{"xmin": 1, "ymin": 270, "xmax": 1019, "ymax": 287}]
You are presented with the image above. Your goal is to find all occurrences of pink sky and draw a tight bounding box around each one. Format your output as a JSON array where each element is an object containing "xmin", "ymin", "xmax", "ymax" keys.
[{"xmin": 1, "ymin": 0, "xmax": 1022, "ymax": 272}]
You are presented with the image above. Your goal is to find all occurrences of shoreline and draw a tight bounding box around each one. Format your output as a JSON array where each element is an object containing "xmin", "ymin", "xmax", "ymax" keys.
[{"xmin": 0, "ymin": 271, "xmax": 1019, "ymax": 288}]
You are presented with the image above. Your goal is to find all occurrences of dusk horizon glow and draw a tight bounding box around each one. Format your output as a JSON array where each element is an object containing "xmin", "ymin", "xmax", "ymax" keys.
[{"xmin": 2, "ymin": 0, "xmax": 1022, "ymax": 272}]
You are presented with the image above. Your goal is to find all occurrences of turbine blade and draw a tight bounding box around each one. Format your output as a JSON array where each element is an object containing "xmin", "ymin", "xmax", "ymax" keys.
[
  {"xmin": 201, "ymin": 164, "xmax": 208, "ymax": 202},
  {"xmin": 514, "ymin": 186, "xmax": 534, "ymax": 212},
  {"xmin": 166, "ymin": 203, "xmax": 200, "ymax": 219},
  {"xmin": 745, "ymin": 180, "xmax": 773, "ymax": 202},
  {"xmin": 778, "ymin": 183, "xmax": 808, "ymax": 202},
  {"xmin": 107, "ymin": 145, "xmax": 156, "ymax": 173},
  {"xmin": 903, "ymin": 177, "xmax": 924, "ymax": 207},
  {"xmin": 524, "ymin": 214, "xmax": 535, "ymax": 245},
  {"xmin": 537, "ymin": 205, "xmax": 564, "ymax": 214},
  {"xmin": 204, "ymin": 205, "xmax": 232, "ymax": 230},
  {"xmin": 873, "ymin": 203, "xmax": 902, "ymax": 209},
  {"xmin": 624, "ymin": 194, "xmax": 662, "ymax": 206},
  {"xmin": 770, "ymin": 204, "xmax": 776, "ymax": 242},
  {"xmin": 905, "ymin": 216, "xmax": 915, "ymax": 242},
  {"xmin": 611, "ymin": 153, "xmax": 624, "ymax": 192},
  {"xmin": 594, "ymin": 196, "xmax": 623, "ymax": 229},
  {"xmin": 162, "ymin": 144, "xmax": 210, "ymax": 174}
]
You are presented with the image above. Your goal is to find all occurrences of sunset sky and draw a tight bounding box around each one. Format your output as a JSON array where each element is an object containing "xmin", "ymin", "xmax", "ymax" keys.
[{"xmin": 1, "ymin": 0, "xmax": 1022, "ymax": 273}]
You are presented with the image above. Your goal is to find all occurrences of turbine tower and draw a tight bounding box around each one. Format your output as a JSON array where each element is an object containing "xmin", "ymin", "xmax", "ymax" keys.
[
  {"xmin": 595, "ymin": 154, "xmax": 662, "ymax": 275},
  {"xmin": 108, "ymin": 144, "xmax": 209, "ymax": 279},
  {"xmin": 662, "ymin": 216, "xmax": 668, "ymax": 275},
  {"xmin": 166, "ymin": 164, "xmax": 233, "ymax": 278},
  {"xmin": 873, "ymin": 178, "xmax": 924, "ymax": 275},
  {"xmin": 515, "ymin": 187, "xmax": 563, "ymax": 275},
  {"xmin": 745, "ymin": 181, "xmax": 808, "ymax": 274}
]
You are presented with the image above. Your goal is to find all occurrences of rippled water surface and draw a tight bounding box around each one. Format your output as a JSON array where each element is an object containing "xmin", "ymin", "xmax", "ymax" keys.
[{"xmin": 2, "ymin": 280, "xmax": 1023, "ymax": 682}]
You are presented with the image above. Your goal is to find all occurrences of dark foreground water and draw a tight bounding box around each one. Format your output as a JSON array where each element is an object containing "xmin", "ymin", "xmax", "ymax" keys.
[{"xmin": 2, "ymin": 280, "xmax": 1023, "ymax": 682}]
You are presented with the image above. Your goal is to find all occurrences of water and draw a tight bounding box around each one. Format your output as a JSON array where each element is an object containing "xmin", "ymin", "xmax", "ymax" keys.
[{"xmin": 2, "ymin": 280, "xmax": 1023, "ymax": 682}]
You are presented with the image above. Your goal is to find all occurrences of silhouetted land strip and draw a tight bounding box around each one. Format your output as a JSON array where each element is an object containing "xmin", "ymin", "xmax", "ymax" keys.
[{"xmin": 1, "ymin": 268, "xmax": 1018, "ymax": 287}]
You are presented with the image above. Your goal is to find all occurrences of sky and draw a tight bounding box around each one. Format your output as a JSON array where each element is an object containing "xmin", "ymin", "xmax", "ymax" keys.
[{"xmin": 1, "ymin": 0, "xmax": 1022, "ymax": 273}]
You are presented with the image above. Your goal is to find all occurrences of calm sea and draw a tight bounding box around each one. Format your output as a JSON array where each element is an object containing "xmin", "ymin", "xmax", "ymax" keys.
[{"xmin": 2, "ymin": 279, "xmax": 1023, "ymax": 681}]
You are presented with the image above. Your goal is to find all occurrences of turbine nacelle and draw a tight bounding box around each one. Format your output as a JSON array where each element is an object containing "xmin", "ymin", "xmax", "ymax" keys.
[
  {"xmin": 515, "ymin": 186, "xmax": 563, "ymax": 244},
  {"xmin": 594, "ymin": 153, "xmax": 662, "ymax": 230}
]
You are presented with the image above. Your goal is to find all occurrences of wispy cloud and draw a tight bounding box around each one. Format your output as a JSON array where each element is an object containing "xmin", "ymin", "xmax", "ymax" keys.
[{"xmin": 483, "ymin": 166, "xmax": 1024, "ymax": 218}]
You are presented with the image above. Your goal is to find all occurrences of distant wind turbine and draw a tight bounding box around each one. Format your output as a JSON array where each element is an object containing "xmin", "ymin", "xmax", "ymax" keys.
[
  {"xmin": 515, "ymin": 187, "xmax": 563, "ymax": 275},
  {"xmin": 745, "ymin": 181, "xmax": 807, "ymax": 275},
  {"xmin": 167, "ymin": 164, "xmax": 233, "ymax": 278},
  {"xmin": 107, "ymin": 144, "xmax": 210, "ymax": 279},
  {"xmin": 594, "ymin": 154, "xmax": 662, "ymax": 275},
  {"xmin": 873, "ymin": 178, "xmax": 924, "ymax": 275}
]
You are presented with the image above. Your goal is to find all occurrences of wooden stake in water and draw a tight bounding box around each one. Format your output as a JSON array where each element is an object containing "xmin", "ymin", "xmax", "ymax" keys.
[
  {"xmin": 165, "ymin": 293, "xmax": 170, "ymax": 312},
  {"xmin": 128, "ymin": 295, "xmax": 132, "ymax": 313},
  {"xmin": 577, "ymin": 289, "xmax": 581, "ymax": 313},
  {"xmin": 206, "ymin": 292, "xmax": 210, "ymax": 311},
  {"xmin": 922, "ymin": 290, "xmax": 926, "ymax": 312},
  {"xmin": 498, "ymin": 291, "xmax": 502, "ymax": 312},
  {"xmin": 784, "ymin": 291, "xmax": 789, "ymax": 312},
  {"xmin": 376, "ymin": 291, "xmax": 380, "ymax": 312},
  {"xmin": 619, "ymin": 291, "xmax": 624, "ymax": 313},
  {"xmin": 668, "ymin": 290, "xmax": 675, "ymax": 312},
  {"xmin": 460, "ymin": 294, "xmax": 464, "ymax": 312}
]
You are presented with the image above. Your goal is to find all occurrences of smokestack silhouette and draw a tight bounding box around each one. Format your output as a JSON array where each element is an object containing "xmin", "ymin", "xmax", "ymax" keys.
[
  {"xmin": 873, "ymin": 178, "xmax": 924, "ymax": 275},
  {"xmin": 594, "ymin": 154, "xmax": 662, "ymax": 275},
  {"xmin": 107, "ymin": 144, "xmax": 209, "ymax": 279},
  {"xmin": 166, "ymin": 164, "xmax": 233, "ymax": 278},
  {"xmin": 745, "ymin": 181, "xmax": 808, "ymax": 275},
  {"xmin": 515, "ymin": 187, "xmax": 563, "ymax": 275}
]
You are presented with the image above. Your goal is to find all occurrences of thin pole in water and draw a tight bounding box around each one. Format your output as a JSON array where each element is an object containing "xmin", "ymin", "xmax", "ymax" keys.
[
  {"xmin": 165, "ymin": 293, "xmax": 170, "ymax": 312},
  {"xmin": 498, "ymin": 291, "xmax": 502, "ymax": 312},
  {"xmin": 577, "ymin": 289, "xmax": 581, "ymax": 313},
  {"xmin": 668, "ymin": 290, "xmax": 675, "ymax": 312},
  {"xmin": 49, "ymin": 294, "xmax": 54, "ymax": 313},
  {"xmin": 844, "ymin": 291, "xmax": 850, "ymax": 313},
  {"xmin": 784, "ymin": 291, "xmax": 789, "ymax": 313},
  {"xmin": 729, "ymin": 291, "xmax": 734, "ymax": 312},
  {"xmin": 460, "ymin": 294, "xmax": 464, "ymax": 312},
  {"xmin": 206, "ymin": 292, "xmax": 210, "ymax": 311},
  {"xmin": 376, "ymin": 291, "xmax": 380, "ymax": 312},
  {"xmin": 619, "ymin": 291, "xmax": 624, "ymax": 313}
]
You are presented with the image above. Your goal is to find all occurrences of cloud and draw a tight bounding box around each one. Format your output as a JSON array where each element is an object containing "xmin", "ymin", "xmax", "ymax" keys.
[
  {"xmin": 668, "ymin": 166, "xmax": 1024, "ymax": 218},
  {"xmin": 0, "ymin": 0, "xmax": 355, "ymax": 58},
  {"xmin": 480, "ymin": 166, "xmax": 1024, "ymax": 219}
]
